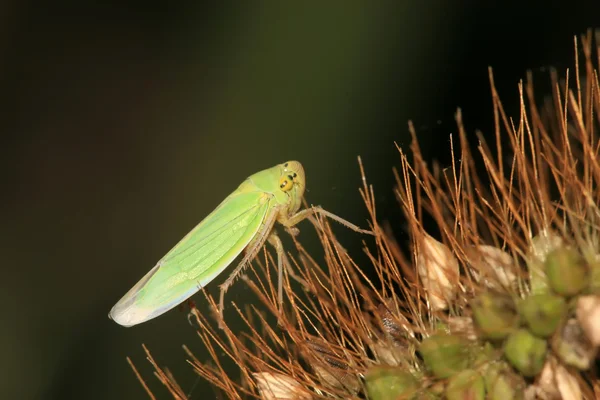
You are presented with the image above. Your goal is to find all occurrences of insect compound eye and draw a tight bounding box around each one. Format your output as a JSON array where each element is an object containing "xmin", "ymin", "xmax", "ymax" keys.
[{"xmin": 279, "ymin": 176, "xmax": 294, "ymax": 192}]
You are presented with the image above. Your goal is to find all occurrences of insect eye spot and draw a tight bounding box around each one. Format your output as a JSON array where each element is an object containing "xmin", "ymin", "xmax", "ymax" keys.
[
  {"xmin": 279, "ymin": 176, "xmax": 293, "ymax": 191},
  {"xmin": 284, "ymin": 162, "xmax": 289, "ymax": 167},
  {"xmin": 293, "ymin": 173, "xmax": 297, "ymax": 178},
  {"xmin": 288, "ymin": 174, "xmax": 293, "ymax": 181}
]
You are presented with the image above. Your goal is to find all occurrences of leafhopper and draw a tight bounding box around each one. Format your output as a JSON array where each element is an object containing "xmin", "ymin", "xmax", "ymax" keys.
[{"xmin": 109, "ymin": 161, "xmax": 371, "ymax": 327}]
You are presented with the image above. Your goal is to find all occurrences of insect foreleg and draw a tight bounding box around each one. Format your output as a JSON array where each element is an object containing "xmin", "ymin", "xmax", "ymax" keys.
[{"xmin": 280, "ymin": 205, "xmax": 373, "ymax": 235}]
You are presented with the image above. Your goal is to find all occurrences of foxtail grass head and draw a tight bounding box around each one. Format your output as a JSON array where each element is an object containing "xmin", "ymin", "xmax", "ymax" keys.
[{"xmin": 130, "ymin": 30, "xmax": 600, "ymax": 399}]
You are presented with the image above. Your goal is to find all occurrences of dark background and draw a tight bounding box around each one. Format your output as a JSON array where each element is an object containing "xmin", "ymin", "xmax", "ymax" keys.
[{"xmin": 2, "ymin": 2, "xmax": 599, "ymax": 399}]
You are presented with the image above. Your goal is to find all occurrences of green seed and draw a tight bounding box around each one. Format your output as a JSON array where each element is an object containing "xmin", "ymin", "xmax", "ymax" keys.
[
  {"xmin": 471, "ymin": 342, "xmax": 498, "ymax": 368},
  {"xmin": 519, "ymin": 294, "xmax": 566, "ymax": 337},
  {"xmin": 590, "ymin": 260, "xmax": 600, "ymax": 294},
  {"xmin": 419, "ymin": 334, "xmax": 470, "ymax": 379},
  {"xmin": 365, "ymin": 367, "xmax": 419, "ymax": 400},
  {"xmin": 504, "ymin": 329, "xmax": 547, "ymax": 377},
  {"xmin": 445, "ymin": 369, "xmax": 485, "ymax": 400},
  {"xmin": 471, "ymin": 292, "xmax": 519, "ymax": 340},
  {"xmin": 484, "ymin": 362, "xmax": 526, "ymax": 400},
  {"xmin": 544, "ymin": 247, "xmax": 589, "ymax": 297},
  {"xmin": 528, "ymin": 231, "xmax": 563, "ymax": 294}
]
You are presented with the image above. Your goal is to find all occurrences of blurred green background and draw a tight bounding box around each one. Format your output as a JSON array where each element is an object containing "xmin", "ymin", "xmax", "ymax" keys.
[{"xmin": 2, "ymin": 2, "xmax": 598, "ymax": 399}]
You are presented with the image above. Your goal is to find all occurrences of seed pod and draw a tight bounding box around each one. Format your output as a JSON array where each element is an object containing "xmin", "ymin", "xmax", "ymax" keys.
[
  {"xmin": 471, "ymin": 292, "xmax": 519, "ymax": 340},
  {"xmin": 445, "ymin": 369, "xmax": 485, "ymax": 400},
  {"xmin": 370, "ymin": 341, "xmax": 407, "ymax": 367},
  {"xmin": 364, "ymin": 367, "xmax": 419, "ymax": 400},
  {"xmin": 551, "ymin": 318, "xmax": 597, "ymax": 370},
  {"xmin": 419, "ymin": 333, "xmax": 471, "ymax": 379},
  {"xmin": 504, "ymin": 329, "xmax": 547, "ymax": 377},
  {"xmin": 519, "ymin": 294, "xmax": 566, "ymax": 338},
  {"xmin": 447, "ymin": 316, "xmax": 478, "ymax": 341},
  {"xmin": 302, "ymin": 339, "xmax": 360, "ymax": 393},
  {"xmin": 468, "ymin": 245, "xmax": 517, "ymax": 290},
  {"xmin": 544, "ymin": 247, "xmax": 589, "ymax": 297},
  {"xmin": 377, "ymin": 299, "xmax": 413, "ymax": 340},
  {"xmin": 254, "ymin": 372, "xmax": 312, "ymax": 400},
  {"xmin": 416, "ymin": 233, "xmax": 459, "ymax": 311},
  {"xmin": 576, "ymin": 295, "xmax": 600, "ymax": 346}
]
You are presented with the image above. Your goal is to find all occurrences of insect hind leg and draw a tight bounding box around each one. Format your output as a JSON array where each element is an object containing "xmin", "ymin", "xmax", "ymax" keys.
[{"xmin": 216, "ymin": 207, "xmax": 278, "ymax": 329}]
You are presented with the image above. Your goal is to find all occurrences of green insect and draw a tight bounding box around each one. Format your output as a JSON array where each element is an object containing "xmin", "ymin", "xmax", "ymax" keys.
[{"xmin": 109, "ymin": 161, "xmax": 371, "ymax": 327}]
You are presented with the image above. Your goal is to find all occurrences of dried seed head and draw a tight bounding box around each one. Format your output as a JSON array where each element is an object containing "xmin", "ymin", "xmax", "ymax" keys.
[
  {"xmin": 551, "ymin": 319, "xmax": 597, "ymax": 370},
  {"xmin": 447, "ymin": 316, "xmax": 478, "ymax": 341},
  {"xmin": 530, "ymin": 231, "xmax": 564, "ymax": 262},
  {"xmin": 536, "ymin": 358, "xmax": 582, "ymax": 400},
  {"xmin": 377, "ymin": 300, "xmax": 414, "ymax": 340},
  {"xmin": 468, "ymin": 245, "xmax": 517, "ymax": 290},
  {"xmin": 303, "ymin": 340, "xmax": 360, "ymax": 394},
  {"xmin": 369, "ymin": 341, "xmax": 407, "ymax": 367},
  {"xmin": 417, "ymin": 233, "xmax": 459, "ymax": 311},
  {"xmin": 576, "ymin": 295, "xmax": 600, "ymax": 346}
]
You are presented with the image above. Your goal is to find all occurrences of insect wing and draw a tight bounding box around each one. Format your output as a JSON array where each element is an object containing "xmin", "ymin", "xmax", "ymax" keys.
[{"xmin": 109, "ymin": 190, "xmax": 270, "ymax": 326}]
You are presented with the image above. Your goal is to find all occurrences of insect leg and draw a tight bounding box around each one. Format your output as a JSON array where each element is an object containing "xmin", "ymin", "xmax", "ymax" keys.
[
  {"xmin": 280, "ymin": 206, "xmax": 374, "ymax": 235},
  {"xmin": 266, "ymin": 231, "xmax": 308, "ymax": 312},
  {"xmin": 217, "ymin": 207, "xmax": 279, "ymax": 327}
]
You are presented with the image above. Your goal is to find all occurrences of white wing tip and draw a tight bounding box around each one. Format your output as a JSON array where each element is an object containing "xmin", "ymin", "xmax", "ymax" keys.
[{"xmin": 109, "ymin": 302, "xmax": 154, "ymax": 327}]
